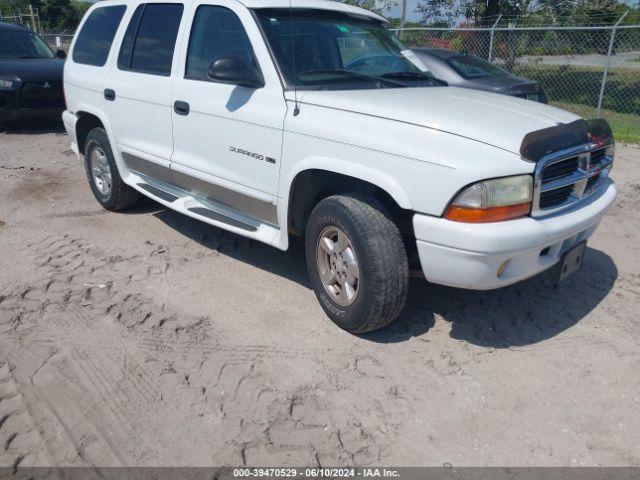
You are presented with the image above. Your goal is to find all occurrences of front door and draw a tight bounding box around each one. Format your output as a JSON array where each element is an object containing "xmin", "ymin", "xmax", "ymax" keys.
[{"xmin": 171, "ymin": 1, "xmax": 286, "ymax": 225}]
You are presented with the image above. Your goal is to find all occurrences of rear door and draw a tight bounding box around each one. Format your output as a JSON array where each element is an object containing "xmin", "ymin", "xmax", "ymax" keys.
[
  {"xmin": 64, "ymin": 4, "xmax": 127, "ymax": 116},
  {"xmin": 170, "ymin": 1, "xmax": 286, "ymax": 225},
  {"xmin": 102, "ymin": 1, "xmax": 185, "ymax": 183}
]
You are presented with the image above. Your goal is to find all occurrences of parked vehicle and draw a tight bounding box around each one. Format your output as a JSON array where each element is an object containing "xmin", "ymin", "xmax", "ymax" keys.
[
  {"xmin": 410, "ymin": 48, "xmax": 549, "ymax": 103},
  {"xmin": 63, "ymin": 0, "xmax": 616, "ymax": 333},
  {"xmin": 0, "ymin": 21, "xmax": 67, "ymax": 125}
]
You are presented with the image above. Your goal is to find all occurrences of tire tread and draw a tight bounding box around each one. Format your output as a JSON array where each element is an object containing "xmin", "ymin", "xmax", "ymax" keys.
[
  {"xmin": 85, "ymin": 127, "xmax": 139, "ymax": 211},
  {"xmin": 307, "ymin": 193, "xmax": 409, "ymax": 333}
]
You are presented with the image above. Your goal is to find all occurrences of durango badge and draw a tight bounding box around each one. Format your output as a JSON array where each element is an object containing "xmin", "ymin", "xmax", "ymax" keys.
[{"xmin": 229, "ymin": 146, "xmax": 276, "ymax": 164}]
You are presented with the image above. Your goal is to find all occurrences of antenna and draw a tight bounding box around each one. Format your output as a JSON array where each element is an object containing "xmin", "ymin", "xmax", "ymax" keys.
[{"xmin": 288, "ymin": 0, "xmax": 300, "ymax": 116}]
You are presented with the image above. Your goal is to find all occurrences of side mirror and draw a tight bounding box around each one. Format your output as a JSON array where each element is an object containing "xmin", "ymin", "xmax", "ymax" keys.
[
  {"xmin": 55, "ymin": 49, "xmax": 67, "ymax": 59},
  {"xmin": 207, "ymin": 57, "xmax": 263, "ymax": 89}
]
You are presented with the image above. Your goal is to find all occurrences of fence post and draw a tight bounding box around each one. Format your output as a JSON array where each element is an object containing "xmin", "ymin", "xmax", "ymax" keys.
[
  {"xmin": 26, "ymin": 5, "xmax": 39, "ymax": 32},
  {"xmin": 488, "ymin": 15, "xmax": 502, "ymax": 62},
  {"xmin": 597, "ymin": 11, "xmax": 627, "ymax": 117}
]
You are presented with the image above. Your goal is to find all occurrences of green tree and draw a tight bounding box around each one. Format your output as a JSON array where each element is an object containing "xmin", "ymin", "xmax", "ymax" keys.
[
  {"xmin": 343, "ymin": 0, "xmax": 399, "ymax": 16},
  {"xmin": 415, "ymin": 0, "xmax": 474, "ymax": 26},
  {"xmin": 32, "ymin": 0, "xmax": 79, "ymax": 31},
  {"xmin": 0, "ymin": 0, "xmax": 29, "ymax": 18}
]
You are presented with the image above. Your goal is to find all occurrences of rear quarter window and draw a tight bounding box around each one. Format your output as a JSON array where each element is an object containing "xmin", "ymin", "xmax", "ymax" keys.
[{"xmin": 72, "ymin": 5, "xmax": 127, "ymax": 67}]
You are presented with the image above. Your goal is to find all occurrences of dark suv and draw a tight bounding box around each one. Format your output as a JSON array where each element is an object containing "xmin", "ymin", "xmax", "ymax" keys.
[{"xmin": 0, "ymin": 22, "xmax": 66, "ymax": 124}]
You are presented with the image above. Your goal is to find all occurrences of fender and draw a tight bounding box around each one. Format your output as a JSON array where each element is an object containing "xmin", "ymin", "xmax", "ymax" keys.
[
  {"xmin": 75, "ymin": 104, "xmax": 114, "ymax": 152},
  {"xmin": 281, "ymin": 156, "xmax": 414, "ymax": 210},
  {"xmin": 74, "ymin": 104, "xmax": 133, "ymax": 183},
  {"xmin": 271, "ymin": 156, "xmax": 415, "ymax": 251}
]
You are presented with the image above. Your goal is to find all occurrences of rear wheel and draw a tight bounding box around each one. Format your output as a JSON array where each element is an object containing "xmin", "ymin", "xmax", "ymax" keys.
[
  {"xmin": 84, "ymin": 127, "xmax": 139, "ymax": 211},
  {"xmin": 305, "ymin": 194, "xmax": 409, "ymax": 333}
]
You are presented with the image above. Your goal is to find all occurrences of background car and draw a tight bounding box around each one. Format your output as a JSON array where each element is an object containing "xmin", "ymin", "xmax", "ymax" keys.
[
  {"xmin": 0, "ymin": 21, "xmax": 66, "ymax": 126},
  {"xmin": 412, "ymin": 48, "xmax": 548, "ymax": 103}
]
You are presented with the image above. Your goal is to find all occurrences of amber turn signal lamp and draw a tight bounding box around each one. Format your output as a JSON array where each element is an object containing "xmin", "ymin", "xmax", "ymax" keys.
[{"xmin": 444, "ymin": 202, "xmax": 531, "ymax": 223}]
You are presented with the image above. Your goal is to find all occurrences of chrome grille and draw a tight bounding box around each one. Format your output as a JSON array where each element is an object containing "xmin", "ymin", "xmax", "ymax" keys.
[
  {"xmin": 591, "ymin": 148, "xmax": 607, "ymax": 164},
  {"xmin": 541, "ymin": 156, "xmax": 580, "ymax": 182},
  {"xmin": 539, "ymin": 184, "xmax": 574, "ymax": 209},
  {"xmin": 532, "ymin": 143, "xmax": 613, "ymax": 217},
  {"xmin": 585, "ymin": 175, "xmax": 600, "ymax": 192}
]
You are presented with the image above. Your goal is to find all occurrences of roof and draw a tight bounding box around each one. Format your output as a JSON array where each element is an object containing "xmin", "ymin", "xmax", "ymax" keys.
[
  {"xmin": 236, "ymin": 0, "xmax": 387, "ymax": 22},
  {"xmin": 0, "ymin": 21, "xmax": 30, "ymax": 32},
  {"xmin": 413, "ymin": 48, "xmax": 462, "ymax": 59}
]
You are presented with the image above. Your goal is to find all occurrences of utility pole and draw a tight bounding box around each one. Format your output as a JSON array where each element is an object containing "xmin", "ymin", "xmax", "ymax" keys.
[{"xmin": 28, "ymin": 5, "xmax": 37, "ymax": 32}]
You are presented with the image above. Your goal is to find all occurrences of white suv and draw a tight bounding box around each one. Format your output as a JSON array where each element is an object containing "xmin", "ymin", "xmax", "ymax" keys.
[{"xmin": 63, "ymin": 0, "xmax": 617, "ymax": 333}]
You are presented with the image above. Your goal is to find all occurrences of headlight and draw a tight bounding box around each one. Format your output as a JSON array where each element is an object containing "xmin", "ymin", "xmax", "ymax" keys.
[
  {"xmin": 0, "ymin": 77, "xmax": 19, "ymax": 89},
  {"xmin": 444, "ymin": 175, "xmax": 533, "ymax": 223}
]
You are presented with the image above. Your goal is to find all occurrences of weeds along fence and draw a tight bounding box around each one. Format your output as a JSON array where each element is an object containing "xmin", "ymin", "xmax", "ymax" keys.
[{"xmin": 393, "ymin": 21, "xmax": 640, "ymax": 141}]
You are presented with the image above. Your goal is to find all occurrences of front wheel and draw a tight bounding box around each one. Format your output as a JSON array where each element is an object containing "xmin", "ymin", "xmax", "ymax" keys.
[{"xmin": 305, "ymin": 194, "xmax": 409, "ymax": 333}]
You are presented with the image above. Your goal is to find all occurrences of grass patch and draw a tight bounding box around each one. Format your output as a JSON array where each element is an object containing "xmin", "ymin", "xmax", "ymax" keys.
[
  {"xmin": 553, "ymin": 101, "xmax": 640, "ymax": 143},
  {"xmin": 511, "ymin": 64, "xmax": 640, "ymax": 115},
  {"xmin": 509, "ymin": 63, "xmax": 639, "ymax": 142}
]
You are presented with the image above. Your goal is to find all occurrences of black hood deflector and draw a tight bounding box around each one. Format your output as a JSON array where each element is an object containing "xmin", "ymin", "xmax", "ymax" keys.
[{"xmin": 520, "ymin": 118, "xmax": 613, "ymax": 162}]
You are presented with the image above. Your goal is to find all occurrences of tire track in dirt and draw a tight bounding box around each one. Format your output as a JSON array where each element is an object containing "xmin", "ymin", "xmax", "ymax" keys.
[
  {"xmin": 0, "ymin": 233, "xmax": 214, "ymax": 464},
  {"xmin": 0, "ymin": 360, "xmax": 50, "ymax": 470},
  {"xmin": 1, "ymin": 232, "xmax": 399, "ymax": 466},
  {"xmin": 7, "ymin": 230, "xmax": 550, "ymax": 466}
]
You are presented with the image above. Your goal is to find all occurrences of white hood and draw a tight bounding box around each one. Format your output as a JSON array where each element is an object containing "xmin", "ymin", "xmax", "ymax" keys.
[{"xmin": 297, "ymin": 86, "xmax": 580, "ymax": 156}]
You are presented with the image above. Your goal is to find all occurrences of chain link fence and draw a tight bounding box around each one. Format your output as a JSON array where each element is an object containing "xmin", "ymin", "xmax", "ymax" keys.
[
  {"xmin": 40, "ymin": 33, "xmax": 75, "ymax": 52},
  {"xmin": 393, "ymin": 22, "xmax": 640, "ymax": 142}
]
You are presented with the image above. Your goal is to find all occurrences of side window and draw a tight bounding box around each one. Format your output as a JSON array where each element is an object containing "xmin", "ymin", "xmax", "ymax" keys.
[
  {"xmin": 118, "ymin": 3, "xmax": 184, "ymax": 76},
  {"xmin": 185, "ymin": 6, "xmax": 258, "ymax": 82},
  {"xmin": 117, "ymin": 5, "xmax": 144, "ymax": 70},
  {"xmin": 72, "ymin": 5, "xmax": 126, "ymax": 66}
]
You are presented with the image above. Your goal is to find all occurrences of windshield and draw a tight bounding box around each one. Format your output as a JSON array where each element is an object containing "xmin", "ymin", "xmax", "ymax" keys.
[
  {"xmin": 254, "ymin": 8, "xmax": 440, "ymax": 90},
  {"xmin": 0, "ymin": 30, "xmax": 55, "ymax": 59},
  {"xmin": 447, "ymin": 54, "xmax": 508, "ymax": 78}
]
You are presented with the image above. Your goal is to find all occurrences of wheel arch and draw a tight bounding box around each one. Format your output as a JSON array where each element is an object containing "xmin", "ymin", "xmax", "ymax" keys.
[
  {"xmin": 74, "ymin": 107, "xmax": 112, "ymax": 156},
  {"xmin": 285, "ymin": 164, "xmax": 413, "ymax": 237}
]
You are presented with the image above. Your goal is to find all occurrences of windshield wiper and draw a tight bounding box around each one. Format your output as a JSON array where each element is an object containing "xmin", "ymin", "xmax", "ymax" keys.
[
  {"xmin": 18, "ymin": 55, "xmax": 41, "ymax": 59},
  {"xmin": 297, "ymin": 68, "xmax": 406, "ymax": 87},
  {"xmin": 382, "ymin": 71, "xmax": 447, "ymax": 86}
]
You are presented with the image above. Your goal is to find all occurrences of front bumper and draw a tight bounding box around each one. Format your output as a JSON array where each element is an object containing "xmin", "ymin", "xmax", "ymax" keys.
[
  {"xmin": 414, "ymin": 179, "xmax": 617, "ymax": 290},
  {"xmin": 0, "ymin": 83, "xmax": 65, "ymax": 123}
]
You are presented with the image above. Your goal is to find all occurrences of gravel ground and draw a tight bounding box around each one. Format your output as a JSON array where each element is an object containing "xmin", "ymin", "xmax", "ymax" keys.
[{"xmin": 0, "ymin": 123, "xmax": 639, "ymax": 469}]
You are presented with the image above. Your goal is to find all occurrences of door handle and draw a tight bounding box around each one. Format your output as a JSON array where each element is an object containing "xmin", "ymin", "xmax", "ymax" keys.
[
  {"xmin": 174, "ymin": 101, "xmax": 190, "ymax": 116},
  {"xmin": 104, "ymin": 89, "xmax": 116, "ymax": 101}
]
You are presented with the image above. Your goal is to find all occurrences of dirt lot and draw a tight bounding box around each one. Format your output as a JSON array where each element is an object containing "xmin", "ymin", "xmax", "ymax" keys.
[{"xmin": 0, "ymin": 124, "xmax": 639, "ymax": 469}]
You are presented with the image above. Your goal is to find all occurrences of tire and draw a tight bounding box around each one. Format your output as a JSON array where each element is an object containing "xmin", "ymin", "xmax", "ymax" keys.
[
  {"xmin": 84, "ymin": 127, "xmax": 139, "ymax": 211},
  {"xmin": 305, "ymin": 194, "xmax": 409, "ymax": 333}
]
